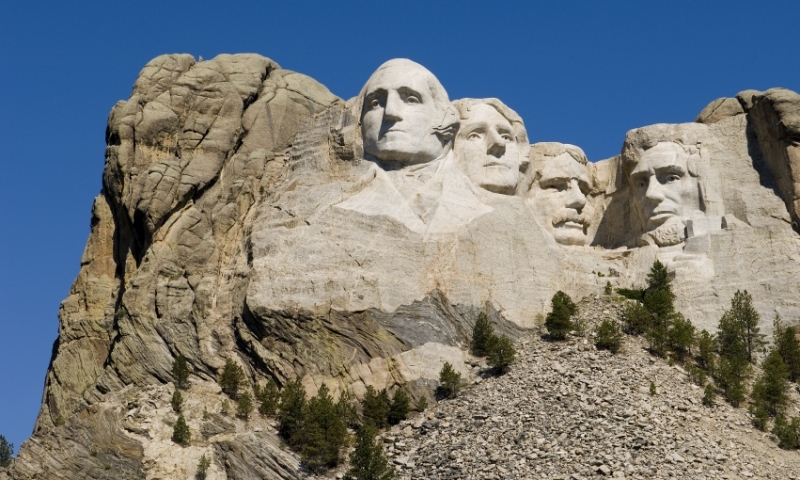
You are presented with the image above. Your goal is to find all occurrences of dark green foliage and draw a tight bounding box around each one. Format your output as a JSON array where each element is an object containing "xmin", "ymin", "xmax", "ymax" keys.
[
  {"xmin": 667, "ymin": 313, "xmax": 695, "ymax": 361},
  {"xmin": 750, "ymin": 349, "xmax": 790, "ymax": 418},
  {"xmin": 171, "ymin": 390, "xmax": 183, "ymax": 413},
  {"xmin": 218, "ymin": 358, "xmax": 246, "ymax": 400},
  {"xmin": 686, "ymin": 364, "xmax": 707, "ymax": 386},
  {"xmin": 415, "ymin": 395, "xmax": 429, "ymax": 413},
  {"xmin": 343, "ymin": 422, "xmax": 396, "ymax": 480},
  {"xmin": 751, "ymin": 405, "xmax": 770, "ymax": 432},
  {"xmin": 335, "ymin": 389, "xmax": 360, "ymax": 429},
  {"xmin": 196, "ymin": 454, "xmax": 211, "ymax": 480},
  {"xmin": 471, "ymin": 312, "xmax": 494, "ymax": 357},
  {"xmin": 361, "ymin": 386, "xmax": 391, "ymax": 429},
  {"xmin": 695, "ymin": 329, "xmax": 717, "ymax": 371},
  {"xmin": 0, "ymin": 435, "xmax": 13, "ymax": 468},
  {"xmin": 616, "ymin": 288, "xmax": 645, "ymax": 302},
  {"xmin": 645, "ymin": 260, "xmax": 671, "ymax": 292},
  {"xmin": 649, "ymin": 382, "xmax": 656, "ymax": 396},
  {"xmin": 594, "ymin": 319, "xmax": 624, "ymax": 353},
  {"xmin": 278, "ymin": 378, "xmax": 307, "ymax": 448},
  {"xmin": 645, "ymin": 311, "xmax": 670, "ymax": 357},
  {"xmin": 172, "ymin": 414, "xmax": 191, "ymax": 446},
  {"xmin": 301, "ymin": 384, "xmax": 348, "ymax": 472},
  {"xmin": 487, "ymin": 334, "xmax": 516, "ymax": 372},
  {"xmin": 172, "ymin": 354, "xmax": 190, "ymax": 390},
  {"xmin": 719, "ymin": 290, "xmax": 765, "ymax": 364},
  {"xmin": 220, "ymin": 399, "xmax": 230, "ymax": 416},
  {"xmin": 773, "ymin": 416, "xmax": 800, "ymax": 449},
  {"xmin": 604, "ymin": 281, "xmax": 612, "ymax": 295},
  {"xmin": 237, "ymin": 391, "xmax": 253, "ymax": 420},
  {"xmin": 715, "ymin": 354, "xmax": 749, "ymax": 407},
  {"xmin": 622, "ymin": 301, "xmax": 651, "ymax": 335},
  {"xmin": 254, "ymin": 380, "xmax": 280, "ymax": 416},
  {"xmin": 388, "ymin": 390, "xmax": 411, "ymax": 426},
  {"xmin": 643, "ymin": 289, "xmax": 675, "ymax": 323},
  {"xmin": 545, "ymin": 291, "xmax": 577, "ymax": 340},
  {"xmin": 774, "ymin": 316, "xmax": 800, "ymax": 382},
  {"xmin": 702, "ymin": 384, "xmax": 716, "ymax": 407},
  {"xmin": 437, "ymin": 362, "xmax": 462, "ymax": 399}
]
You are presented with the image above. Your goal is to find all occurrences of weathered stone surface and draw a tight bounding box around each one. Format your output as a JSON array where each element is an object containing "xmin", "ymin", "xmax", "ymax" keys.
[{"xmin": 696, "ymin": 96, "xmax": 744, "ymax": 124}]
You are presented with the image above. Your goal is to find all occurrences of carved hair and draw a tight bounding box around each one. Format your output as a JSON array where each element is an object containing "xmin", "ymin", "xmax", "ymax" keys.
[{"xmin": 620, "ymin": 123, "xmax": 708, "ymax": 178}]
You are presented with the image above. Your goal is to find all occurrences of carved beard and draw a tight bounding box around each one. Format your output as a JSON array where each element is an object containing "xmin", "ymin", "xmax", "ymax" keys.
[{"xmin": 637, "ymin": 219, "xmax": 686, "ymax": 247}]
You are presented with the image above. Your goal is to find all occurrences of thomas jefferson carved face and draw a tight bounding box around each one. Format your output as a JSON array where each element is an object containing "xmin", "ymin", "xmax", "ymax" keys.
[
  {"xmin": 528, "ymin": 149, "xmax": 592, "ymax": 246},
  {"xmin": 629, "ymin": 142, "xmax": 699, "ymax": 243},
  {"xmin": 455, "ymin": 103, "xmax": 522, "ymax": 195},
  {"xmin": 360, "ymin": 60, "xmax": 454, "ymax": 168}
]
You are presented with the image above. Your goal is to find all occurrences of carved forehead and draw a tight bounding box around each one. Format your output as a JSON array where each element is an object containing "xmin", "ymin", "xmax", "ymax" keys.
[
  {"xmin": 459, "ymin": 103, "xmax": 513, "ymax": 130},
  {"xmin": 540, "ymin": 153, "xmax": 589, "ymax": 182},
  {"xmin": 362, "ymin": 59, "xmax": 447, "ymax": 103},
  {"xmin": 630, "ymin": 142, "xmax": 688, "ymax": 176}
]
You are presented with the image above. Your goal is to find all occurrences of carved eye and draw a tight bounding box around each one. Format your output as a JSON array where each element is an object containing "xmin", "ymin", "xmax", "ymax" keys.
[
  {"xmin": 637, "ymin": 180, "xmax": 647, "ymax": 189},
  {"xmin": 467, "ymin": 132, "xmax": 482, "ymax": 140},
  {"xmin": 370, "ymin": 99, "xmax": 380, "ymax": 108},
  {"xmin": 549, "ymin": 183, "xmax": 567, "ymax": 192},
  {"xmin": 406, "ymin": 95, "xmax": 421, "ymax": 104},
  {"xmin": 501, "ymin": 133, "xmax": 513, "ymax": 142},
  {"xmin": 665, "ymin": 174, "xmax": 681, "ymax": 183}
]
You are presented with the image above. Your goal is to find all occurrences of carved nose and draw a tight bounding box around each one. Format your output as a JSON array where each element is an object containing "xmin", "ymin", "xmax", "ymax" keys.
[
  {"xmin": 486, "ymin": 130, "xmax": 506, "ymax": 157},
  {"xmin": 644, "ymin": 176, "xmax": 665, "ymax": 202},
  {"xmin": 565, "ymin": 180, "xmax": 587, "ymax": 210},
  {"xmin": 383, "ymin": 91, "xmax": 403, "ymax": 121}
]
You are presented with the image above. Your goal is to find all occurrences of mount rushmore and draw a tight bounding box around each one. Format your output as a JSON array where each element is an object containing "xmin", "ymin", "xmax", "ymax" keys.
[{"xmin": 4, "ymin": 53, "xmax": 800, "ymax": 479}]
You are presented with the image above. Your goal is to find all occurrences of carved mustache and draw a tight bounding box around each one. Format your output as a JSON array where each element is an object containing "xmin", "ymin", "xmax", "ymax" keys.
[{"xmin": 552, "ymin": 209, "xmax": 588, "ymax": 227}]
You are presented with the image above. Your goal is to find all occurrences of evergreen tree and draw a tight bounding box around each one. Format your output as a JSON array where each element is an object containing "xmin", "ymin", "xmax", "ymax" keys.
[
  {"xmin": 437, "ymin": 362, "xmax": 462, "ymax": 399},
  {"xmin": 487, "ymin": 334, "xmax": 516, "ymax": 372},
  {"xmin": 254, "ymin": 379, "xmax": 280, "ymax": 416},
  {"xmin": 715, "ymin": 354, "xmax": 749, "ymax": 407},
  {"xmin": 720, "ymin": 290, "xmax": 764, "ymax": 364},
  {"xmin": 668, "ymin": 313, "xmax": 695, "ymax": 361},
  {"xmin": 387, "ymin": 389, "xmax": 411, "ymax": 426},
  {"xmin": 750, "ymin": 349, "xmax": 790, "ymax": 418},
  {"xmin": 0, "ymin": 435, "xmax": 13, "ymax": 468},
  {"xmin": 415, "ymin": 395, "xmax": 428, "ymax": 413},
  {"xmin": 171, "ymin": 389, "xmax": 183, "ymax": 413},
  {"xmin": 695, "ymin": 329, "xmax": 717, "ymax": 372},
  {"xmin": 172, "ymin": 354, "xmax": 190, "ymax": 390},
  {"xmin": 545, "ymin": 291, "xmax": 576, "ymax": 340},
  {"xmin": 774, "ymin": 315, "xmax": 800, "ymax": 382},
  {"xmin": 172, "ymin": 414, "xmax": 191, "ymax": 446},
  {"xmin": 237, "ymin": 391, "xmax": 253, "ymax": 420},
  {"xmin": 701, "ymin": 384, "xmax": 716, "ymax": 407},
  {"xmin": 594, "ymin": 319, "xmax": 624, "ymax": 353},
  {"xmin": 343, "ymin": 422, "xmax": 396, "ymax": 480},
  {"xmin": 604, "ymin": 281, "xmax": 613, "ymax": 295},
  {"xmin": 335, "ymin": 389, "xmax": 360, "ymax": 429},
  {"xmin": 471, "ymin": 312, "xmax": 494, "ymax": 357},
  {"xmin": 645, "ymin": 310, "xmax": 671, "ymax": 357},
  {"xmin": 645, "ymin": 260, "xmax": 671, "ymax": 292},
  {"xmin": 301, "ymin": 384, "xmax": 348, "ymax": 472},
  {"xmin": 196, "ymin": 454, "xmax": 211, "ymax": 480},
  {"xmin": 218, "ymin": 358, "xmax": 246, "ymax": 400},
  {"xmin": 277, "ymin": 378, "xmax": 307, "ymax": 448},
  {"xmin": 772, "ymin": 416, "xmax": 800, "ymax": 450},
  {"xmin": 361, "ymin": 386, "xmax": 391, "ymax": 429},
  {"xmin": 622, "ymin": 301, "xmax": 651, "ymax": 336}
]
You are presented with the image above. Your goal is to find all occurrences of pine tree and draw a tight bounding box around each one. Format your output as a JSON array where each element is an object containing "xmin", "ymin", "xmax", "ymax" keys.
[
  {"xmin": 277, "ymin": 378, "xmax": 307, "ymax": 448},
  {"xmin": 622, "ymin": 301, "xmax": 651, "ymax": 335},
  {"xmin": 172, "ymin": 354, "xmax": 190, "ymax": 390},
  {"xmin": 750, "ymin": 349, "xmax": 790, "ymax": 418},
  {"xmin": 487, "ymin": 334, "xmax": 516, "ymax": 372},
  {"xmin": 645, "ymin": 309, "xmax": 671, "ymax": 357},
  {"xmin": 545, "ymin": 291, "xmax": 576, "ymax": 340},
  {"xmin": 237, "ymin": 391, "xmax": 253, "ymax": 420},
  {"xmin": 171, "ymin": 389, "xmax": 183, "ymax": 413},
  {"xmin": 471, "ymin": 312, "xmax": 494, "ymax": 356},
  {"xmin": 715, "ymin": 354, "xmax": 749, "ymax": 407},
  {"xmin": 702, "ymin": 384, "xmax": 716, "ymax": 407},
  {"xmin": 254, "ymin": 379, "xmax": 280, "ymax": 416},
  {"xmin": 172, "ymin": 414, "xmax": 191, "ymax": 446},
  {"xmin": 774, "ymin": 315, "xmax": 800, "ymax": 382},
  {"xmin": 720, "ymin": 290, "xmax": 765, "ymax": 364},
  {"xmin": 343, "ymin": 422, "xmax": 396, "ymax": 480},
  {"xmin": 218, "ymin": 358, "xmax": 246, "ymax": 400},
  {"xmin": 335, "ymin": 389, "xmax": 360, "ymax": 429},
  {"xmin": 361, "ymin": 386, "xmax": 390, "ymax": 429},
  {"xmin": 772, "ymin": 416, "xmax": 800, "ymax": 450},
  {"xmin": 387, "ymin": 389, "xmax": 411, "ymax": 425},
  {"xmin": 301, "ymin": 384, "xmax": 348, "ymax": 472},
  {"xmin": 415, "ymin": 395, "xmax": 429, "ymax": 413},
  {"xmin": 196, "ymin": 454, "xmax": 211, "ymax": 480},
  {"xmin": 437, "ymin": 362, "xmax": 462, "ymax": 399},
  {"xmin": 668, "ymin": 313, "xmax": 695, "ymax": 362},
  {"xmin": 696, "ymin": 329, "xmax": 717, "ymax": 372},
  {"xmin": 594, "ymin": 319, "xmax": 624, "ymax": 353},
  {"xmin": 645, "ymin": 260, "xmax": 671, "ymax": 292},
  {"xmin": 0, "ymin": 435, "xmax": 13, "ymax": 468}
]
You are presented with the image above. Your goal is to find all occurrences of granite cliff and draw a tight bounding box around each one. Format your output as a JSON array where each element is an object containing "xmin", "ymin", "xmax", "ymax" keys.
[{"xmin": 2, "ymin": 53, "xmax": 800, "ymax": 479}]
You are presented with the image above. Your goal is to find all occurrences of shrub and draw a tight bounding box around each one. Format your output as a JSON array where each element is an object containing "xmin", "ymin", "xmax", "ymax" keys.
[
  {"xmin": 594, "ymin": 319, "xmax": 623, "ymax": 353},
  {"xmin": 437, "ymin": 362, "xmax": 462, "ymax": 399},
  {"xmin": 487, "ymin": 334, "xmax": 516, "ymax": 372},
  {"xmin": 387, "ymin": 389, "xmax": 410, "ymax": 426},
  {"xmin": 171, "ymin": 390, "xmax": 183, "ymax": 413},
  {"xmin": 343, "ymin": 422, "xmax": 396, "ymax": 480},
  {"xmin": 254, "ymin": 380, "xmax": 280, "ymax": 416},
  {"xmin": 774, "ymin": 315, "xmax": 800, "ymax": 382},
  {"xmin": 668, "ymin": 313, "xmax": 695, "ymax": 361},
  {"xmin": 172, "ymin": 414, "xmax": 191, "ymax": 446},
  {"xmin": 772, "ymin": 416, "xmax": 800, "ymax": 450},
  {"xmin": 237, "ymin": 391, "xmax": 253, "ymax": 420},
  {"xmin": 701, "ymin": 384, "xmax": 716, "ymax": 407},
  {"xmin": 278, "ymin": 378, "xmax": 307, "ymax": 448},
  {"xmin": 750, "ymin": 349, "xmax": 790, "ymax": 418},
  {"xmin": 301, "ymin": 384, "xmax": 348, "ymax": 472},
  {"xmin": 649, "ymin": 381, "xmax": 656, "ymax": 396},
  {"xmin": 362, "ymin": 386, "xmax": 390, "ymax": 429},
  {"xmin": 751, "ymin": 404, "xmax": 770, "ymax": 432},
  {"xmin": 622, "ymin": 301, "xmax": 651, "ymax": 335},
  {"xmin": 0, "ymin": 435, "xmax": 13, "ymax": 467},
  {"xmin": 686, "ymin": 364, "xmax": 707, "ymax": 386},
  {"xmin": 172, "ymin": 354, "xmax": 190, "ymax": 390},
  {"xmin": 545, "ymin": 291, "xmax": 576, "ymax": 340},
  {"xmin": 695, "ymin": 329, "xmax": 717, "ymax": 372},
  {"xmin": 471, "ymin": 312, "xmax": 494, "ymax": 357},
  {"xmin": 415, "ymin": 395, "xmax": 429, "ymax": 413},
  {"xmin": 196, "ymin": 454, "xmax": 211, "ymax": 480},
  {"xmin": 616, "ymin": 288, "xmax": 644, "ymax": 302},
  {"xmin": 604, "ymin": 281, "xmax": 612, "ymax": 295},
  {"xmin": 218, "ymin": 359, "xmax": 246, "ymax": 400}
]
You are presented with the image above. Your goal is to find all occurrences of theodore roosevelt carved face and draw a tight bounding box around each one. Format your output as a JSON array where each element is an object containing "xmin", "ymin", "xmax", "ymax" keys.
[
  {"xmin": 360, "ymin": 59, "xmax": 457, "ymax": 169},
  {"xmin": 453, "ymin": 98, "xmax": 529, "ymax": 195},
  {"xmin": 527, "ymin": 144, "xmax": 592, "ymax": 246}
]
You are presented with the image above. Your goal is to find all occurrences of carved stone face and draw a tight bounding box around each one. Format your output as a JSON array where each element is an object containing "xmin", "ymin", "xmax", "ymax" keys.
[
  {"xmin": 629, "ymin": 142, "xmax": 697, "ymax": 234},
  {"xmin": 361, "ymin": 62, "xmax": 448, "ymax": 166},
  {"xmin": 455, "ymin": 103, "xmax": 521, "ymax": 195},
  {"xmin": 528, "ymin": 153, "xmax": 592, "ymax": 245}
]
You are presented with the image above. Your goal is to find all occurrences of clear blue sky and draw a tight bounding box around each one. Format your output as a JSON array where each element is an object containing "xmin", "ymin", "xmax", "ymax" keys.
[{"xmin": 1, "ymin": 0, "xmax": 798, "ymax": 453}]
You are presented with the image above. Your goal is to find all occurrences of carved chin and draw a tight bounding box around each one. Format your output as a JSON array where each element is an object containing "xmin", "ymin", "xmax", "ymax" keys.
[
  {"xmin": 639, "ymin": 220, "xmax": 686, "ymax": 247},
  {"xmin": 551, "ymin": 224, "xmax": 589, "ymax": 246}
]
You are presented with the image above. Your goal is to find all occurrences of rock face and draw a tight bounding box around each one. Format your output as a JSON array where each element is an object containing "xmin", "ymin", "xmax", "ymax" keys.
[{"xmin": 4, "ymin": 54, "xmax": 800, "ymax": 479}]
